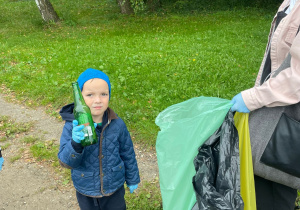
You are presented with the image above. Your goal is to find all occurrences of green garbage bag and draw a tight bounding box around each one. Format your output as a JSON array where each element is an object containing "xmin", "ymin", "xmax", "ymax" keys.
[{"xmin": 155, "ymin": 97, "xmax": 232, "ymax": 210}]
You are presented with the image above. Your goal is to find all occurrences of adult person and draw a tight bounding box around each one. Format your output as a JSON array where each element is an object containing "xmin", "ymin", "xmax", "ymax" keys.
[
  {"xmin": 231, "ymin": 0, "xmax": 300, "ymax": 209},
  {"xmin": 0, "ymin": 147, "xmax": 3, "ymax": 171}
]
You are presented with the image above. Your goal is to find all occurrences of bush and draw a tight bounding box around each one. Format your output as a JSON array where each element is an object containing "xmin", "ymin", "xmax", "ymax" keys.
[{"xmin": 160, "ymin": 0, "xmax": 282, "ymax": 13}]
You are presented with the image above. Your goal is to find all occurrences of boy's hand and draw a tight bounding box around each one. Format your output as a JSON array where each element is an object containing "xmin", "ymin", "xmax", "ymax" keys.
[
  {"xmin": 128, "ymin": 184, "xmax": 138, "ymax": 193},
  {"xmin": 72, "ymin": 120, "xmax": 85, "ymax": 143},
  {"xmin": 0, "ymin": 157, "xmax": 4, "ymax": 171}
]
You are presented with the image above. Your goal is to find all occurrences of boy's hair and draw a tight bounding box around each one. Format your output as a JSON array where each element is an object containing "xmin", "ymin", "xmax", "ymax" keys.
[{"xmin": 77, "ymin": 68, "xmax": 111, "ymax": 96}]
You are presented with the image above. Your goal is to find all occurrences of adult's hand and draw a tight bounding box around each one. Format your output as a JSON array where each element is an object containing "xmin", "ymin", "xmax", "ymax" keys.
[
  {"xmin": 0, "ymin": 157, "xmax": 4, "ymax": 171},
  {"xmin": 231, "ymin": 93, "xmax": 250, "ymax": 113}
]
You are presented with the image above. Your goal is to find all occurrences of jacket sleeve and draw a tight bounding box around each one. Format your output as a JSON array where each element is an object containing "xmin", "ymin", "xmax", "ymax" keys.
[
  {"xmin": 118, "ymin": 120, "xmax": 140, "ymax": 186},
  {"xmin": 242, "ymin": 32, "xmax": 300, "ymax": 111},
  {"xmin": 57, "ymin": 121, "xmax": 84, "ymax": 169}
]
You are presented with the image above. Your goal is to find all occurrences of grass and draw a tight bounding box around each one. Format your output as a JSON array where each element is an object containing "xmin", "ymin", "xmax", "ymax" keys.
[
  {"xmin": 0, "ymin": 0, "xmax": 274, "ymax": 147},
  {"xmin": 0, "ymin": 116, "xmax": 33, "ymax": 139},
  {"xmin": 297, "ymin": 191, "xmax": 300, "ymax": 208},
  {"xmin": 22, "ymin": 135, "xmax": 40, "ymax": 144},
  {"xmin": 125, "ymin": 179, "xmax": 162, "ymax": 209},
  {"xmin": 0, "ymin": 115, "xmax": 33, "ymax": 151},
  {"xmin": 30, "ymin": 140, "xmax": 60, "ymax": 162},
  {"xmin": 10, "ymin": 154, "xmax": 22, "ymax": 163},
  {"xmin": 1, "ymin": 1, "xmax": 298, "ymax": 209},
  {"xmin": 1, "ymin": 142, "xmax": 11, "ymax": 150}
]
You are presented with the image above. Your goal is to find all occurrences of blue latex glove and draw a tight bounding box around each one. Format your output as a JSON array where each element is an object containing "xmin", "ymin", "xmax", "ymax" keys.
[
  {"xmin": 72, "ymin": 120, "xmax": 98, "ymax": 143},
  {"xmin": 0, "ymin": 157, "xmax": 4, "ymax": 171},
  {"xmin": 128, "ymin": 184, "xmax": 138, "ymax": 193},
  {"xmin": 231, "ymin": 93, "xmax": 250, "ymax": 113},
  {"xmin": 72, "ymin": 120, "xmax": 85, "ymax": 143}
]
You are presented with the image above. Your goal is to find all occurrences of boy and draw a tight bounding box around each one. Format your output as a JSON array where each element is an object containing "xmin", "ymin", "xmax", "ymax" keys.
[{"xmin": 58, "ymin": 68, "xmax": 140, "ymax": 210}]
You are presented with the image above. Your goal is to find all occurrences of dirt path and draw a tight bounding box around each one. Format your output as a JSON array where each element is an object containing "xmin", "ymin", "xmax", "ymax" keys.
[{"xmin": 0, "ymin": 93, "xmax": 159, "ymax": 210}]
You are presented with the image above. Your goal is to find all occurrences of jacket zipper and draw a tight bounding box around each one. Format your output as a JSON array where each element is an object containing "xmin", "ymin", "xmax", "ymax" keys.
[{"xmin": 99, "ymin": 120, "xmax": 110, "ymax": 195}]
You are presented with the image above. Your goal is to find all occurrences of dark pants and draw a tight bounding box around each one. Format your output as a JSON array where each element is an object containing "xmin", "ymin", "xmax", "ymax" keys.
[
  {"xmin": 76, "ymin": 186, "xmax": 126, "ymax": 210},
  {"xmin": 255, "ymin": 175, "xmax": 297, "ymax": 210}
]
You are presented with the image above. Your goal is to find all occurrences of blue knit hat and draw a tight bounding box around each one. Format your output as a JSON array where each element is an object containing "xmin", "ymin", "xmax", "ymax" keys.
[{"xmin": 77, "ymin": 68, "xmax": 111, "ymax": 96}]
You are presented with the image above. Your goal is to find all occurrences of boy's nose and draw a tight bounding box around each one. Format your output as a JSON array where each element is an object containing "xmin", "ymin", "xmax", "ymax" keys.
[{"xmin": 95, "ymin": 96, "xmax": 102, "ymax": 102}]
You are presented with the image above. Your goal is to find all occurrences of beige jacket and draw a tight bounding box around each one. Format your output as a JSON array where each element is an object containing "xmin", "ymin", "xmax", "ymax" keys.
[{"xmin": 242, "ymin": 0, "xmax": 300, "ymax": 111}]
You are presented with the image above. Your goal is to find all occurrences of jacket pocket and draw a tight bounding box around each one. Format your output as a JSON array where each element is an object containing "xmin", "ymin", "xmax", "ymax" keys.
[
  {"xmin": 285, "ymin": 26, "xmax": 298, "ymax": 45},
  {"xmin": 72, "ymin": 170, "xmax": 95, "ymax": 191},
  {"xmin": 111, "ymin": 162, "xmax": 125, "ymax": 187}
]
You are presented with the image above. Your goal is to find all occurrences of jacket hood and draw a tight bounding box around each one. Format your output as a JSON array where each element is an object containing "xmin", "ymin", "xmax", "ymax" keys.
[{"xmin": 59, "ymin": 103, "xmax": 75, "ymax": 122}]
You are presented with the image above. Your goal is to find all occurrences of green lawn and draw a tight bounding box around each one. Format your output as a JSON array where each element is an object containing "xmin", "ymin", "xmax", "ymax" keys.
[
  {"xmin": 0, "ymin": 0, "xmax": 273, "ymax": 147},
  {"xmin": 1, "ymin": 0, "xmax": 300, "ymax": 208}
]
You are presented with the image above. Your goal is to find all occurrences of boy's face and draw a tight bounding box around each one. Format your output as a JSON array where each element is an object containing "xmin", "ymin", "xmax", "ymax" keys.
[{"xmin": 81, "ymin": 78, "xmax": 109, "ymax": 123}]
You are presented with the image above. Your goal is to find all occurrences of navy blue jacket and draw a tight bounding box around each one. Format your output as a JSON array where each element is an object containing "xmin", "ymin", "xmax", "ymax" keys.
[{"xmin": 58, "ymin": 103, "xmax": 140, "ymax": 197}]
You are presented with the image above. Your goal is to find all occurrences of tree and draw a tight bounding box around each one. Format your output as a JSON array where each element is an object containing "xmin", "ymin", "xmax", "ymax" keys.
[
  {"xmin": 117, "ymin": 0, "xmax": 134, "ymax": 14},
  {"xmin": 35, "ymin": 0, "xmax": 60, "ymax": 23}
]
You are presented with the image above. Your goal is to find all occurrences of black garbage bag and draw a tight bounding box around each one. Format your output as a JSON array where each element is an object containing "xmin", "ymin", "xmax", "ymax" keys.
[{"xmin": 192, "ymin": 111, "xmax": 244, "ymax": 210}]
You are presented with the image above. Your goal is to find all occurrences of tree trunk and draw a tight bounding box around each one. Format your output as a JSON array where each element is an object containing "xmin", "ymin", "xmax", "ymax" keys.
[
  {"xmin": 35, "ymin": 0, "xmax": 60, "ymax": 22},
  {"xmin": 117, "ymin": 0, "xmax": 134, "ymax": 14}
]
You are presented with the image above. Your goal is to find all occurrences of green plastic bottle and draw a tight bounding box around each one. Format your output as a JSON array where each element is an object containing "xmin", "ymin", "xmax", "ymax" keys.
[{"xmin": 72, "ymin": 82, "xmax": 98, "ymax": 146}]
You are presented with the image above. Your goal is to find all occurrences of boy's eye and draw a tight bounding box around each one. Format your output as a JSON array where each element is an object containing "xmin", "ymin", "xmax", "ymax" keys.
[
  {"xmin": 102, "ymin": 93, "xmax": 108, "ymax": 96},
  {"xmin": 86, "ymin": 94, "xmax": 93, "ymax": 97}
]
